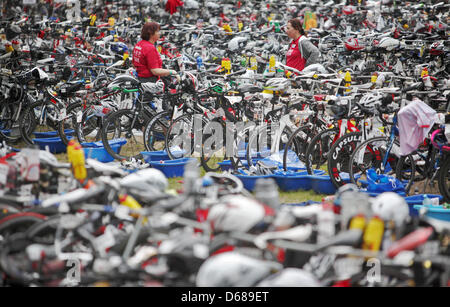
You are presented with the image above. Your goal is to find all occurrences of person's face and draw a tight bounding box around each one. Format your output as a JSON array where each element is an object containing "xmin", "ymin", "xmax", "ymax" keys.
[
  {"xmin": 286, "ymin": 22, "xmax": 299, "ymax": 39},
  {"xmin": 150, "ymin": 29, "xmax": 160, "ymax": 41}
]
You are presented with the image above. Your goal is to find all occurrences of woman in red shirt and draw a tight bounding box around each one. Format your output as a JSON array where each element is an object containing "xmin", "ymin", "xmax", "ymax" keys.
[
  {"xmin": 132, "ymin": 22, "xmax": 180, "ymax": 83},
  {"xmin": 285, "ymin": 18, "xmax": 320, "ymax": 73}
]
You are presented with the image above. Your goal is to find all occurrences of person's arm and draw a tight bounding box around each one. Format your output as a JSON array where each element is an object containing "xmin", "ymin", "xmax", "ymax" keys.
[
  {"xmin": 145, "ymin": 47, "xmax": 179, "ymax": 78},
  {"xmin": 150, "ymin": 68, "xmax": 177, "ymax": 77},
  {"xmin": 300, "ymin": 39, "xmax": 321, "ymax": 67}
]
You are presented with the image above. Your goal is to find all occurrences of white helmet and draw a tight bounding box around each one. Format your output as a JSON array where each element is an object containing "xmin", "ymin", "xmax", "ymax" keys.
[
  {"xmin": 377, "ymin": 37, "xmax": 400, "ymax": 51},
  {"xmin": 120, "ymin": 168, "xmax": 168, "ymax": 193},
  {"xmin": 256, "ymin": 268, "xmax": 321, "ymax": 287},
  {"xmin": 207, "ymin": 195, "xmax": 266, "ymax": 233},
  {"xmin": 228, "ymin": 36, "xmax": 248, "ymax": 52},
  {"xmin": 196, "ymin": 252, "xmax": 282, "ymax": 287},
  {"xmin": 359, "ymin": 92, "xmax": 382, "ymax": 108},
  {"xmin": 264, "ymin": 78, "xmax": 290, "ymax": 92},
  {"xmin": 184, "ymin": 0, "xmax": 199, "ymax": 9},
  {"xmin": 141, "ymin": 80, "xmax": 165, "ymax": 94},
  {"xmin": 371, "ymin": 192, "xmax": 409, "ymax": 226},
  {"xmin": 302, "ymin": 64, "xmax": 328, "ymax": 74}
]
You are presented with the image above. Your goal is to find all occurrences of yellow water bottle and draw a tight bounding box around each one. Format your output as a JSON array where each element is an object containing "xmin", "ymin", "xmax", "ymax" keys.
[
  {"xmin": 344, "ymin": 71, "xmax": 352, "ymax": 92},
  {"xmin": 90, "ymin": 14, "xmax": 96, "ymax": 26},
  {"xmin": 371, "ymin": 72, "xmax": 378, "ymax": 84},
  {"xmin": 108, "ymin": 17, "xmax": 115, "ymax": 27},
  {"xmin": 349, "ymin": 214, "xmax": 366, "ymax": 230},
  {"xmin": 119, "ymin": 194, "xmax": 142, "ymax": 218},
  {"xmin": 269, "ymin": 55, "xmax": 276, "ymax": 73},
  {"xmin": 223, "ymin": 24, "xmax": 232, "ymax": 34},
  {"xmin": 362, "ymin": 217, "xmax": 385, "ymax": 251},
  {"xmin": 238, "ymin": 22, "xmax": 243, "ymax": 32},
  {"xmin": 250, "ymin": 57, "xmax": 258, "ymax": 71},
  {"xmin": 222, "ymin": 58, "xmax": 231, "ymax": 74},
  {"xmin": 68, "ymin": 141, "xmax": 87, "ymax": 182}
]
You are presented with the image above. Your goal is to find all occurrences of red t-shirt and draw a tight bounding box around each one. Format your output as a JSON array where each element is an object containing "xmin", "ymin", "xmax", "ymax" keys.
[
  {"xmin": 286, "ymin": 36, "xmax": 306, "ymax": 73},
  {"xmin": 132, "ymin": 40, "xmax": 162, "ymax": 78}
]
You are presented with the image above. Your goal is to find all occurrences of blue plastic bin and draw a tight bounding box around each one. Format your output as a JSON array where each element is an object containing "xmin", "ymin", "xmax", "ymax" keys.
[
  {"xmin": 140, "ymin": 148, "xmax": 186, "ymax": 163},
  {"xmin": 311, "ymin": 173, "xmax": 358, "ymax": 195},
  {"xmin": 405, "ymin": 194, "xmax": 443, "ymax": 217},
  {"xmin": 33, "ymin": 129, "xmax": 74, "ymax": 138},
  {"xmin": 273, "ymin": 171, "xmax": 311, "ymax": 192},
  {"xmin": 150, "ymin": 158, "xmax": 197, "ymax": 178},
  {"xmin": 413, "ymin": 204, "xmax": 450, "ymax": 222},
  {"xmin": 235, "ymin": 173, "xmax": 274, "ymax": 192},
  {"xmin": 82, "ymin": 139, "xmax": 127, "ymax": 163},
  {"xmin": 33, "ymin": 136, "xmax": 73, "ymax": 153}
]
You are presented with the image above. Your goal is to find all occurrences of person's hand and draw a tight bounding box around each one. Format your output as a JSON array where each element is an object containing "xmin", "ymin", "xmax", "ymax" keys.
[{"xmin": 170, "ymin": 70, "xmax": 181, "ymax": 83}]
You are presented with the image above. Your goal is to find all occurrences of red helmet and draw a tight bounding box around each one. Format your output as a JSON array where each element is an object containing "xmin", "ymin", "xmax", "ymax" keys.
[
  {"xmin": 429, "ymin": 41, "xmax": 444, "ymax": 56},
  {"xmin": 343, "ymin": 6, "xmax": 356, "ymax": 15},
  {"xmin": 345, "ymin": 38, "xmax": 364, "ymax": 51}
]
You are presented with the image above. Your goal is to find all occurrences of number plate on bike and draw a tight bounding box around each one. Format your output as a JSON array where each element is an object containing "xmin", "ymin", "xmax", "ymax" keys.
[{"xmin": 76, "ymin": 111, "xmax": 83, "ymax": 123}]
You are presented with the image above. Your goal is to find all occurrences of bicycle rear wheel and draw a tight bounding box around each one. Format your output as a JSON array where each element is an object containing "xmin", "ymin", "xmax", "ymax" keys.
[
  {"xmin": 349, "ymin": 136, "xmax": 415, "ymax": 194},
  {"xmin": 101, "ymin": 109, "xmax": 149, "ymax": 161}
]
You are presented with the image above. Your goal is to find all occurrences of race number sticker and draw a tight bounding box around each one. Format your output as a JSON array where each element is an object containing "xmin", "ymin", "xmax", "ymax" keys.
[{"xmin": 0, "ymin": 164, "xmax": 8, "ymax": 185}]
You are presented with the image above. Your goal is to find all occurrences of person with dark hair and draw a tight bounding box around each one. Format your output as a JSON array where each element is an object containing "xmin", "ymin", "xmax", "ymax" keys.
[
  {"xmin": 285, "ymin": 18, "xmax": 320, "ymax": 73},
  {"xmin": 132, "ymin": 21, "xmax": 179, "ymax": 84}
]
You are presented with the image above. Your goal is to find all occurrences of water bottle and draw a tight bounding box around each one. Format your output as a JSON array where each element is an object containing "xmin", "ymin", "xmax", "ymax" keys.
[
  {"xmin": 183, "ymin": 159, "xmax": 199, "ymax": 195},
  {"xmin": 253, "ymin": 178, "xmax": 279, "ymax": 209},
  {"xmin": 422, "ymin": 194, "xmax": 432, "ymax": 206},
  {"xmin": 196, "ymin": 56, "xmax": 204, "ymax": 71},
  {"xmin": 317, "ymin": 202, "xmax": 335, "ymax": 243}
]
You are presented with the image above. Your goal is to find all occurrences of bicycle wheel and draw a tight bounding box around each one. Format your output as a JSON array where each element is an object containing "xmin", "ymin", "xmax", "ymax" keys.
[
  {"xmin": 58, "ymin": 102, "xmax": 81, "ymax": 145},
  {"xmin": 305, "ymin": 128, "xmax": 339, "ymax": 175},
  {"xmin": 19, "ymin": 101, "xmax": 60, "ymax": 146},
  {"xmin": 246, "ymin": 123, "xmax": 295, "ymax": 168},
  {"xmin": 0, "ymin": 212, "xmax": 47, "ymax": 237},
  {"xmin": 438, "ymin": 154, "xmax": 450, "ymax": 202},
  {"xmin": 282, "ymin": 124, "xmax": 323, "ymax": 172},
  {"xmin": 200, "ymin": 118, "xmax": 249, "ymax": 173},
  {"xmin": 101, "ymin": 109, "xmax": 150, "ymax": 161},
  {"xmin": 143, "ymin": 110, "xmax": 170, "ymax": 152},
  {"xmin": 165, "ymin": 113, "xmax": 200, "ymax": 160},
  {"xmin": 327, "ymin": 132, "xmax": 363, "ymax": 188},
  {"xmin": 349, "ymin": 136, "xmax": 415, "ymax": 194},
  {"xmin": 76, "ymin": 107, "xmax": 104, "ymax": 144}
]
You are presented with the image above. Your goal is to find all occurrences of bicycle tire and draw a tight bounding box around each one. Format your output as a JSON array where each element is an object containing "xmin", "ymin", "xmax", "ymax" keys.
[
  {"xmin": 282, "ymin": 124, "xmax": 321, "ymax": 172},
  {"xmin": 438, "ymin": 153, "xmax": 450, "ymax": 202},
  {"xmin": 143, "ymin": 110, "xmax": 170, "ymax": 152},
  {"xmin": 327, "ymin": 131, "xmax": 363, "ymax": 188},
  {"xmin": 101, "ymin": 109, "xmax": 150, "ymax": 161},
  {"xmin": 349, "ymin": 136, "xmax": 415, "ymax": 194},
  {"xmin": 165, "ymin": 113, "xmax": 200, "ymax": 160},
  {"xmin": 0, "ymin": 212, "xmax": 47, "ymax": 235},
  {"xmin": 19, "ymin": 101, "xmax": 60, "ymax": 146},
  {"xmin": 58, "ymin": 102, "xmax": 82, "ymax": 145},
  {"xmin": 305, "ymin": 128, "xmax": 339, "ymax": 175}
]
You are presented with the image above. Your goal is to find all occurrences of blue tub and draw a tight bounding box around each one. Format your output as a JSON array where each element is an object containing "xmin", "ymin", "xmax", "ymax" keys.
[
  {"xmin": 310, "ymin": 173, "xmax": 358, "ymax": 195},
  {"xmin": 413, "ymin": 204, "xmax": 450, "ymax": 222},
  {"xmin": 273, "ymin": 171, "xmax": 312, "ymax": 192},
  {"xmin": 235, "ymin": 173, "xmax": 274, "ymax": 192},
  {"xmin": 82, "ymin": 139, "xmax": 127, "ymax": 163},
  {"xmin": 405, "ymin": 194, "xmax": 443, "ymax": 217},
  {"xmin": 33, "ymin": 136, "xmax": 73, "ymax": 153},
  {"xmin": 218, "ymin": 159, "xmax": 263, "ymax": 171},
  {"xmin": 33, "ymin": 129, "xmax": 75, "ymax": 138},
  {"xmin": 140, "ymin": 148, "xmax": 186, "ymax": 163},
  {"xmin": 150, "ymin": 158, "xmax": 197, "ymax": 178}
]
